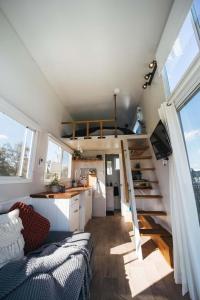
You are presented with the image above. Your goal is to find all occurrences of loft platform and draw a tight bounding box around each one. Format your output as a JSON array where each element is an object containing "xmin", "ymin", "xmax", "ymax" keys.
[{"xmin": 62, "ymin": 134, "xmax": 148, "ymax": 151}]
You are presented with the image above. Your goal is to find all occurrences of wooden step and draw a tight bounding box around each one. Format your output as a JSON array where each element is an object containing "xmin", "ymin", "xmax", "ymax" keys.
[
  {"xmin": 149, "ymin": 180, "xmax": 159, "ymax": 184},
  {"xmin": 137, "ymin": 210, "xmax": 167, "ymax": 216},
  {"xmin": 132, "ymin": 168, "xmax": 155, "ymax": 171},
  {"xmin": 129, "ymin": 146, "xmax": 149, "ymax": 151},
  {"xmin": 139, "ymin": 215, "xmax": 173, "ymax": 267},
  {"xmin": 135, "ymin": 194, "xmax": 162, "ymax": 199},
  {"xmin": 131, "ymin": 155, "xmax": 152, "ymax": 160},
  {"xmin": 134, "ymin": 186, "xmax": 152, "ymax": 190},
  {"xmin": 140, "ymin": 228, "xmax": 171, "ymax": 237}
]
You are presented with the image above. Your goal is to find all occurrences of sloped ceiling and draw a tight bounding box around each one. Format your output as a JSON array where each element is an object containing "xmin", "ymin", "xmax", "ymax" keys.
[{"xmin": 0, "ymin": 0, "xmax": 173, "ymax": 126}]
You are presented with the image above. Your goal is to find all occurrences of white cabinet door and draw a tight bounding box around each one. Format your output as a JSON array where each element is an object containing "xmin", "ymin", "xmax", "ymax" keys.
[
  {"xmin": 79, "ymin": 193, "xmax": 85, "ymax": 231},
  {"xmin": 70, "ymin": 202, "xmax": 80, "ymax": 231},
  {"xmin": 32, "ymin": 198, "xmax": 70, "ymax": 231},
  {"xmin": 85, "ymin": 189, "xmax": 92, "ymax": 225}
]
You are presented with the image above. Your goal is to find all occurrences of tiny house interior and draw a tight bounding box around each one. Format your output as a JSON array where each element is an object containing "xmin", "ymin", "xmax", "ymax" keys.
[{"xmin": 0, "ymin": 1, "xmax": 200, "ymax": 300}]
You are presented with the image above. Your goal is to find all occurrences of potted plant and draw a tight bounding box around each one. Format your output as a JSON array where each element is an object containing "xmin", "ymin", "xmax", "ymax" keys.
[
  {"xmin": 49, "ymin": 174, "xmax": 61, "ymax": 193},
  {"xmin": 73, "ymin": 150, "xmax": 82, "ymax": 160}
]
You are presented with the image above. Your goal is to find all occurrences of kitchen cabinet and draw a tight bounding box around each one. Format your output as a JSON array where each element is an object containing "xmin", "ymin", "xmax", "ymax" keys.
[
  {"xmin": 31, "ymin": 195, "xmax": 80, "ymax": 231},
  {"xmin": 79, "ymin": 188, "xmax": 92, "ymax": 230}
]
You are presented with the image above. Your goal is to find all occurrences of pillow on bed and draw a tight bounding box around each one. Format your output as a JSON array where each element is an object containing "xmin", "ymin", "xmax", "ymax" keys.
[
  {"xmin": 10, "ymin": 202, "xmax": 50, "ymax": 253},
  {"xmin": 0, "ymin": 208, "xmax": 25, "ymax": 268}
]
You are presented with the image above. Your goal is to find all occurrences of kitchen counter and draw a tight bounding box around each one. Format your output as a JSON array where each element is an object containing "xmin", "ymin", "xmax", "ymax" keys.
[{"xmin": 30, "ymin": 186, "xmax": 92, "ymax": 199}]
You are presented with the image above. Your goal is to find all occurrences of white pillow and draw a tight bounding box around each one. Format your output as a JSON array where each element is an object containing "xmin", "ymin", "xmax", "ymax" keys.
[{"xmin": 0, "ymin": 208, "xmax": 25, "ymax": 268}]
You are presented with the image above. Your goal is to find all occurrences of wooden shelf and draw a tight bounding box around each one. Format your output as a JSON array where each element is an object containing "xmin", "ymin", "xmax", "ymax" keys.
[
  {"xmin": 137, "ymin": 210, "xmax": 167, "ymax": 216},
  {"xmin": 131, "ymin": 156, "xmax": 152, "ymax": 160},
  {"xmin": 135, "ymin": 194, "xmax": 162, "ymax": 199},
  {"xmin": 73, "ymin": 159, "xmax": 103, "ymax": 162},
  {"xmin": 132, "ymin": 168, "xmax": 155, "ymax": 171}
]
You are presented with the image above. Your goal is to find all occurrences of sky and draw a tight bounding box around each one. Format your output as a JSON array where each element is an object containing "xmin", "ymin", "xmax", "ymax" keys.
[
  {"xmin": 0, "ymin": 112, "xmax": 25, "ymax": 147},
  {"xmin": 180, "ymin": 92, "xmax": 200, "ymax": 171}
]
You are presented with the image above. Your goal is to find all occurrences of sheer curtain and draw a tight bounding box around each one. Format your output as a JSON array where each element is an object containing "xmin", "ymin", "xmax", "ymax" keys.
[{"xmin": 159, "ymin": 102, "xmax": 200, "ymax": 300}]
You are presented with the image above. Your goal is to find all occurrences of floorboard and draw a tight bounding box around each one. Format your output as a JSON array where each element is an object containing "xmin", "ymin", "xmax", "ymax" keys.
[{"xmin": 86, "ymin": 213, "xmax": 190, "ymax": 300}]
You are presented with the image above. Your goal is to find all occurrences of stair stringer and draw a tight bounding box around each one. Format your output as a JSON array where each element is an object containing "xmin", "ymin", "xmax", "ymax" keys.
[{"xmin": 123, "ymin": 139, "xmax": 143, "ymax": 260}]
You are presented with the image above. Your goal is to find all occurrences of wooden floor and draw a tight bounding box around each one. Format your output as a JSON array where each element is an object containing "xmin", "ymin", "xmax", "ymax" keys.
[{"xmin": 86, "ymin": 213, "xmax": 190, "ymax": 300}]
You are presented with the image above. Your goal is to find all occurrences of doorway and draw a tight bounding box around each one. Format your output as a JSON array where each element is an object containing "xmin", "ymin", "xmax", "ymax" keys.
[{"xmin": 105, "ymin": 154, "xmax": 121, "ymax": 214}]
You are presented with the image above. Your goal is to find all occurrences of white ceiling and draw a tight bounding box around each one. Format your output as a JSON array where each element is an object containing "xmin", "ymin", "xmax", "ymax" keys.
[{"xmin": 0, "ymin": 0, "xmax": 173, "ymax": 125}]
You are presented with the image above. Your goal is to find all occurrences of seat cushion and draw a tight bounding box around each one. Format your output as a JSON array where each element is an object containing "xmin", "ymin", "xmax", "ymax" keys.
[{"xmin": 10, "ymin": 202, "xmax": 50, "ymax": 253}]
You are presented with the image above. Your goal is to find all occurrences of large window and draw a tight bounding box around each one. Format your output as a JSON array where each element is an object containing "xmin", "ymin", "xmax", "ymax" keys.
[
  {"xmin": 45, "ymin": 137, "xmax": 72, "ymax": 181},
  {"xmin": 179, "ymin": 90, "xmax": 200, "ymax": 220},
  {"xmin": 0, "ymin": 112, "xmax": 35, "ymax": 180},
  {"xmin": 163, "ymin": 4, "xmax": 200, "ymax": 94}
]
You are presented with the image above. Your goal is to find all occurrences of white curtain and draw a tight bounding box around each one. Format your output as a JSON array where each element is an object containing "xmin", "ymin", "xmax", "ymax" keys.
[{"xmin": 159, "ymin": 102, "xmax": 200, "ymax": 300}]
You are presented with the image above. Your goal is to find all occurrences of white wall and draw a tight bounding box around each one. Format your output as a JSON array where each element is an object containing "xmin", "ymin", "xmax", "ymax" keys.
[
  {"xmin": 0, "ymin": 10, "xmax": 72, "ymax": 203},
  {"xmin": 139, "ymin": 72, "xmax": 171, "ymax": 231}
]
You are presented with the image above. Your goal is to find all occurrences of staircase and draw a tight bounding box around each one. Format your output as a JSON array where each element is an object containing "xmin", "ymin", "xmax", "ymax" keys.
[{"xmin": 122, "ymin": 137, "xmax": 173, "ymax": 266}]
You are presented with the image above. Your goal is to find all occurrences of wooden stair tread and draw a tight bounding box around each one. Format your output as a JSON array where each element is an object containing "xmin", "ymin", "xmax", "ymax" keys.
[
  {"xmin": 134, "ymin": 186, "xmax": 152, "ymax": 190},
  {"xmin": 137, "ymin": 210, "xmax": 167, "ymax": 216},
  {"xmin": 135, "ymin": 194, "xmax": 163, "ymax": 198},
  {"xmin": 140, "ymin": 228, "xmax": 171, "ymax": 236},
  {"xmin": 139, "ymin": 215, "xmax": 173, "ymax": 267},
  {"xmin": 132, "ymin": 168, "xmax": 155, "ymax": 171},
  {"xmin": 129, "ymin": 146, "xmax": 149, "ymax": 151},
  {"xmin": 131, "ymin": 156, "xmax": 152, "ymax": 160},
  {"xmin": 149, "ymin": 180, "xmax": 159, "ymax": 184}
]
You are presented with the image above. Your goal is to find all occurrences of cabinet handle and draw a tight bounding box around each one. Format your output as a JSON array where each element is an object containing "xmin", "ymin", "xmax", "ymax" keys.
[{"xmin": 74, "ymin": 209, "xmax": 79, "ymax": 213}]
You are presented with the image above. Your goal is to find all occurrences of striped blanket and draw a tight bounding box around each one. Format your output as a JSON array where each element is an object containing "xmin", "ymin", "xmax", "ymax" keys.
[{"xmin": 0, "ymin": 235, "xmax": 92, "ymax": 300}]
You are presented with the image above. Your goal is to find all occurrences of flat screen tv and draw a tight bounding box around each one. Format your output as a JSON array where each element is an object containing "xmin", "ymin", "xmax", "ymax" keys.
[{"xmin": 150, "ymin": 120, "xmax": 172, "ymax": 160}]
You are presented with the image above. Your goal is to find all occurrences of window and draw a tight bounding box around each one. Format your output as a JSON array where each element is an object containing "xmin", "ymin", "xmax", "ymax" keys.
[
  {"xmin": 0, "ymin": 112, "xmax": 35, "ymax": 180},
  {"xmin": 163, "ymin": 8, "xmax": 200, "ymax": 94},
  {"xmin": 179, "ymin": 90, "xmax": 200, "ymax": 221},
  {"xmin": 45, "ymin": 137, "xmax": 71, "ymax": 181},
  {"xmin": 106, "ymin": 161, "xmax": 112, "ymax": 175},
  {"xmin": 115, "ymin": 157, "xmax": 120, "ymax": 170}
]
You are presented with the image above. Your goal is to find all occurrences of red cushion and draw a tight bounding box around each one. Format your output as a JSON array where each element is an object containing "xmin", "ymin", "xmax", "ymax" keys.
[{"xmin": 10, "ymin": 202, "xmax": 50, "ymax": 252}]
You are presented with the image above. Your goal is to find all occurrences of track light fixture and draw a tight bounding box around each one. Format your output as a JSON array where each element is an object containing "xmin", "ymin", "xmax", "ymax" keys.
[
  {"xmin": 142, "ymin": 60, "xmax": 157, "ymax": 89},
  {"xmin": 144, "ymin": 73, "xmax": 151, "ymax": 80},
  {"xmin": 149, "ymin": 60, "xmax": 157, "ymax": 69},
  {"xmin": 143, "ymin": 83, "xmax": 148, "ymax": 89}
]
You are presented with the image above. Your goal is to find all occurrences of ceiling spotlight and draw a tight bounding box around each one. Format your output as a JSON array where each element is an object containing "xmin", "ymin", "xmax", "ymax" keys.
[
  {"xmin": 144, "ymin": 73, "xmax": 151, "ymax": 80},
  {"xmin": 143, "ymin": 83, "xmax": 148, "ymax": 89},
  {"xmin": 149, "ymin": 60, "xmax": 156, "ymax": 69}
]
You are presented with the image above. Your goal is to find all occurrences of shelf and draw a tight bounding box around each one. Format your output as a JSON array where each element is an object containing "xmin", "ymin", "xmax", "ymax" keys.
[
  {"xmin": 73, "ymin": 159, "xmax": 103, "ymax": 162},
  {"xmin": 131, "ymin": 156, "xmax": 152, "ymax": 160}
]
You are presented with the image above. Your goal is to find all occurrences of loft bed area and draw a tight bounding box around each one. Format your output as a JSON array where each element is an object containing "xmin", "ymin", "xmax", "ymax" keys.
[
  {"xmin": 61, "ymin": 120, "xmax": 137, "ymax": 140},
  {"xmin": 61, "ymin": 94, "xmax": 146, "ymax": 140}
]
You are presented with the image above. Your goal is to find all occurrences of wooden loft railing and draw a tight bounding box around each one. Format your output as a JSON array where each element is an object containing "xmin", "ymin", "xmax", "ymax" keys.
[{"xmin": 61, "ymin": 118, "xmax": 117, "ymax": 139}]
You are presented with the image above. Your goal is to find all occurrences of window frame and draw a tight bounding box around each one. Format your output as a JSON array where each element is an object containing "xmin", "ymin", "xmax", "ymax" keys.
[
  {"xmin": 0, "ymin": 97, "xmax": 38, "ymax": 184},
  {"xmin": 44, "ymin": 135, "xmax": 72, "ymax": 183},
  {"xmin": 162, "ymin": 8, "xmax": 200, "ymax": 98},
  {"xmin": 177, "ymin": 87, "xmax": 200, "ymax": 222}
]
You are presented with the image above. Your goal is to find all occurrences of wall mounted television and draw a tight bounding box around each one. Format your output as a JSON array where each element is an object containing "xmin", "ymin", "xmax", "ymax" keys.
[{"xmin": 150, "ymin": 120, "xmax": 172, "ymax": 160}]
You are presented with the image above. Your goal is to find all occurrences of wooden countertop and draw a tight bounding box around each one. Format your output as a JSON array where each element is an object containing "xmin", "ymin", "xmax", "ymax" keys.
[{"xmin": 30, "ymin": 186, "xmax": 92, "ymax": 199}]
